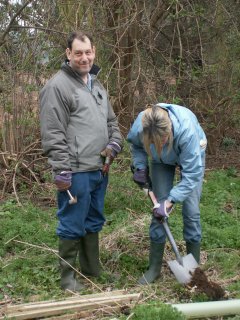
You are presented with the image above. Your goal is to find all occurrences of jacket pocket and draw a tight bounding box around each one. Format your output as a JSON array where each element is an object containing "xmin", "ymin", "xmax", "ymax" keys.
[
  {"xmin": 92, "ymin": 89, "xmax": 103, "ymax": 105},
  {"xmin": 75, "ymin": 136, "xmax": 80, "ymax": 168}
]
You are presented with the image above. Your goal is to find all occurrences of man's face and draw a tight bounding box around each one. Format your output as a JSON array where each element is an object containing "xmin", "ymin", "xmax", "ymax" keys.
[{"xmin": 66, "ymin": 37, "xmax": 95, "ymax": 76}]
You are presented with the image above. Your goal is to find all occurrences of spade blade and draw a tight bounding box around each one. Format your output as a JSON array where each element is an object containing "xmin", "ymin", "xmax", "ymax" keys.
[{"xmin": 168, "ymin": 253, "xmax": 198, "ymax": 284}]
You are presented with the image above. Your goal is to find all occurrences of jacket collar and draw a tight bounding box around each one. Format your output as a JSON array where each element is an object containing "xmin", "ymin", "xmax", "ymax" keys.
[
  {"xmin": 89, "ymin": 63, "xmax": 101, "ymax": 76},
  {"xmin": 62, "ymin": 60, "xmax": 101, "ymax": 77}
]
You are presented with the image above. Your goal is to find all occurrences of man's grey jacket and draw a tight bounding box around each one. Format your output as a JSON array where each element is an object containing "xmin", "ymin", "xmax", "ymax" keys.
[{"xmin": 39, "ymin": 62, "xmax": 123, "ymax": 174}]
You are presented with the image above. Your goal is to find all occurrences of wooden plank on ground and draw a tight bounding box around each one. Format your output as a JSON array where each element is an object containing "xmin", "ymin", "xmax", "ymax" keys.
[
  {"xmin": 43, "ymin": 305, "xmax": 122, "ymax": 320},
  {"xmin": 5, "ymin": 291, "xmax": 128, "ymax": 312},
  {"xmin": 0, "ymin": 292, "xmax": 141, "ymax": 320}
]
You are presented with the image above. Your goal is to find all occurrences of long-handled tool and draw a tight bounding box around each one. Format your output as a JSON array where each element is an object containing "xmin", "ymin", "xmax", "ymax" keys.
[
  {"xmin": 67, "ymin": 190, "xmax": 77, "ymax": 205},
  {"xmin": 148, "ymin": 190, "xmax": 198, "ymax": 284},
  {"xmin": 102, "ymin": 156, "xmax": 110, "ymax": 175}
]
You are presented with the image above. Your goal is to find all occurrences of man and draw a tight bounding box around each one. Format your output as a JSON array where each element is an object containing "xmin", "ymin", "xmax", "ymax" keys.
[
  {"xmin": 127, "ymin": 104, "xmax": 207, "ymax": 285},
  {"xmin": 39, "ymin": 31, "xmax": 122, "ymax": 291}
]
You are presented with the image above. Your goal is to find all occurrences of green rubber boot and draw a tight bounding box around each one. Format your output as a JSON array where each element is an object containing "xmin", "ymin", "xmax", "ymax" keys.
[
  {"xmin": 79, "ymin": 232, "xmax": 101, "ymax": 277},
  {"xmin": 138, "ymin": 242, "xmax": 165, "ymax": 285},
  {"xmin": 186, "ymin": 242, "xmax": 201, "ymax": 264},
  {"xmin": 59, "ymin": 238, "xmax": 84, "ymax": 291}
]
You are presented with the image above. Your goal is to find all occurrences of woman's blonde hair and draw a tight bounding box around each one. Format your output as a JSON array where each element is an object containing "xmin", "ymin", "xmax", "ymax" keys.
[{"xmin": 142, "ymin": 105, "xmax": 173, "ymax": 156}]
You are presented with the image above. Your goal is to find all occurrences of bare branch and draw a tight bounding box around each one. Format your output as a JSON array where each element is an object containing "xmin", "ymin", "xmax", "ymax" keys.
[
  {"xmin": 0, "ymin": 0, "xmax": 34, "ymax": 46},
  {"xmin": 9, "ymin": 25, "xmax": 67, "ymax": 35}
]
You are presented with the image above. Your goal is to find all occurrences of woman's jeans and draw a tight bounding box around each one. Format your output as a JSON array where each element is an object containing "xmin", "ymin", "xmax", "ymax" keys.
[
  {"xmin": 56, "ymin": 170, "xmax": 108, "ymax": 239},
  {"xmin": 149, "ymin": 158, "xmax": 205, "ymax": 244}
]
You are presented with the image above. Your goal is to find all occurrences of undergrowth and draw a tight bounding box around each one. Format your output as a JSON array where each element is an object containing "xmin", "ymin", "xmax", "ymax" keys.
[{"xmin": 0, "ymin": 144, "xmax": 239, "ymax": 319}]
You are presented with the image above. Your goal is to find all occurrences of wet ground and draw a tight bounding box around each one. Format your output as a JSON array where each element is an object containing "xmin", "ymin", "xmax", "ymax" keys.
[{"xmin": 189, "ymin": 267, "xmax": 226, "ymax": 300}]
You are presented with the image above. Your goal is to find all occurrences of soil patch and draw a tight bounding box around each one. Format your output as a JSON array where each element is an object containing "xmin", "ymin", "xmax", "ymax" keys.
[
  {"xmin": 189, "ymin": 267, "xmax": 225, "ymax": 300},
  {"xmin": 206, "ymin": 148, "xmax": 240, "ymax": 170}
]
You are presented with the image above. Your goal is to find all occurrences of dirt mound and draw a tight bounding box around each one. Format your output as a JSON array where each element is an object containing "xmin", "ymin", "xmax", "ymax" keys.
[{"xmin": 189, "ymin": 267, "xmax": 225, "ymax": 300}]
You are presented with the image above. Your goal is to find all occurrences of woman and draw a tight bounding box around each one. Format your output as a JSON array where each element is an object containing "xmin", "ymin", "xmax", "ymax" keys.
[{"xmin": 127, "ymin": 103, "xmax": 207, "ymax": 285}]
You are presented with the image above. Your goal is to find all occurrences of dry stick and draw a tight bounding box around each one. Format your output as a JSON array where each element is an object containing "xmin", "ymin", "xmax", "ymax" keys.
[
  {"xmin": 2, "ymin": 291, "xmax": 137, "ymax": 320},
  {"xmin": 2, "ymin": 295, "xmax": 141, "ymax": 320},
  {"xmin": 1, "ymin": 172, "xmax": 8, "ymax": 199},
  {"xmin": 219, "ymin": 274, "xmax": 240, "ymax": 285},
  {"xmin": 19, "ymin": 140, "xmax": 41, "ymax": 156},
  {"xmin": 18, "ymin": 173, "xmax": 37, "ymax": 185},
  {"xmin": 14, "ymin": 149, "xmax": 41, "ymax": 168},
  {"xmin": 0, "ymin": 300, "xmax": 11, "ymax": 305},
  {"xmin": 11, "ymin": 291, "xmax": 126, "ymax": 308},
  {"xmin": 10, "ymin": 240, "xmax": 136, "ymax": 314},
  {"xmin": 5, "ymin": 235, "xmax": 20, "ymax": 245},
  {"xmin": 43, "ymin": 312, "xmax": 90, "ymax": 320},
  {"xmin": 6, "ymin": 293, "xmax": 138, "ymax": 312},
  {"xmin": 126, "ymin": 313, "xmax": 135, "ymax": 320},
  {"xmin": 0, "ymin": 290, "xmax": 127, "ymax": 319},
  {"xmin": 43, "ymin": 305, "xmax": 121, "ymax": 320},
  {"xmin": 1, "ymin": 141, "xmax": 47, "ymax": 199},
  {"xmin": 12, "ymin": 161, "xmax": 21, "ymax": 206},
  {"xmin": 27, "ymin": 155, "xmax": 48, "ymax": 169},
  {"xmin": 20, "ymin": 161, "xmax": 40, "ymax": 184},
  {"xmin": 0, "ymin": 152, "xmax": 9, "ymax": 168},
  {"xmin": 6, "ymin": 152, "xmax": 41, "ymax": 203},
  {"xmin": 6, "ymin": 306, "xmax": 120, "ymax": 320},
  {"xmin": 12, "ymin": 240, "xmax": 58, "ymax": 253},
  {"xmin": 1, "ymin": 295, "xmax": 127, "ymax": 320}
]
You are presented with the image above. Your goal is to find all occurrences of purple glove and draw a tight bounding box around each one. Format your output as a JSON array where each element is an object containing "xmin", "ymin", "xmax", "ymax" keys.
[
  {"xmin": 54, "ymin": 171, "xmax": 72, "ymax": 191},
  {"xmin": 106, "ymin": 142, "xmax": 121, "ymax": 158},
  {"xmin": 153, "ymin": 200, "xmax": 174, "ymax": 222},
  {"xmin": 133, "ymin": 168, "xmax": 149, "ymax": 188},
  {"xmin": 101, "ymin": 142, "xmax": 121, "ymax": 174}
]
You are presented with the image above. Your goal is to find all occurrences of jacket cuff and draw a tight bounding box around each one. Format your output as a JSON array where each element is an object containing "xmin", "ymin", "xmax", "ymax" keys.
[
  {"xmin": 53, "ymin": 168, "xmax": 72, "ymax": 176},
  {"xmin": 167, "ymin": 196, "xmax": 176, "ymax": 204}
]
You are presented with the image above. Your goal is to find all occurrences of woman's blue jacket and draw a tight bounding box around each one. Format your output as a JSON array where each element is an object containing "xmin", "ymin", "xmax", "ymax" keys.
[{"xmin": 127, "ymin": 103, "xmax": 207, "ymax": 203}]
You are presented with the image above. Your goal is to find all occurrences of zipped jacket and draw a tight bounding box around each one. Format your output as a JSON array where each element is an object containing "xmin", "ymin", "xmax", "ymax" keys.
[
  {"xmin": 127, "ymin": 103, "xmax": 207, "ymax": 203},
  {"xmin": 39, "ymin": 62, "xmax": 122, "ymax": 174}
]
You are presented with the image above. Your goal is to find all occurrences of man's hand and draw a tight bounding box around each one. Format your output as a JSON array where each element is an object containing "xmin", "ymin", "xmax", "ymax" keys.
[
  {"xmin": 54, "ymin": 171, "xmax": 72, "ymax": 191},
  {"xmin": 133, "ymin": 168, "xmax": 151, "ymax": 189},
  {"xmin": 153, "ymin": 200, "xmax": 174, "ymax": 222},
  {"xmin": 101, "ymin": 142, "xmax": 121, "ymax": 174},
  {"xmin": 101, "ymin": 142, "xmax": 121, "ymax": 160}
]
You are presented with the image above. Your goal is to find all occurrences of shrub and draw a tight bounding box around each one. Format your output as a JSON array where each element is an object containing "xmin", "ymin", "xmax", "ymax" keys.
[{"xmin": 130, "ymin": 302, "xmax": 186, "ymax": 320}]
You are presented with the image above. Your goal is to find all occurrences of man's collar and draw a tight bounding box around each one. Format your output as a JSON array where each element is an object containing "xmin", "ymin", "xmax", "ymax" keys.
[
  {"xmin": 89, "ymin": 64, "xmax": 101, "ymax": 75},
  {"xmin": 64, "ymin": 59, "xmax": 101, "ymax": 76}
]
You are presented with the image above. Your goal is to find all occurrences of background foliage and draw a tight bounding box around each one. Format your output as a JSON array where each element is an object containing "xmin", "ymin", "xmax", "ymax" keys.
[
  {"xmin": 0, "ymin": 1, "xmax": 240, "ymax": 201},
  {"xmin": 0, "ymin": 148, "xmax": 239, "ymax": 319}
]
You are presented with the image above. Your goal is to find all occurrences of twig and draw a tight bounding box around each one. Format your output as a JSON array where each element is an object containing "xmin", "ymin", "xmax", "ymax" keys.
[
  {"xmin": 12, "ymin": 240, "xmax": 57, "ymax": 253},
  {"xmin": 0, "ymin": 0, "xmax": 34, "ymax": 46},
  {"xmin": 126, "ymin": 313, "xmax": 135, "ymax": 320},
  {"xmin": 12, "ymin": 162, "xmax": 21, "ymax": 206}
]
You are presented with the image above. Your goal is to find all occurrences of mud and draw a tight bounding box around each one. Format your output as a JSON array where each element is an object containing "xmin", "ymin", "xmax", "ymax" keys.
[{"xmin": 189, "ymin": 267, "xmax": 225, "ymax": 300}]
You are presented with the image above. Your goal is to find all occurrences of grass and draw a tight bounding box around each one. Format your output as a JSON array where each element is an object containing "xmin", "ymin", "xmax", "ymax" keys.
[{"xmin": 0, "ymin": 145, "xmax": 239, "ymax": 319}]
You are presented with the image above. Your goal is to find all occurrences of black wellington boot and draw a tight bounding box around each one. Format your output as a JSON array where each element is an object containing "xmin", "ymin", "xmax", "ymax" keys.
[
  {"xmin": 186, "ymin": 242, "xmax": 201, "ymax": 264},
  {"xmin": 79, "ymin": 232, "xmax": 101, "ymax": 277},
  {"xmin": 138, "ymin": 242, "xmax": 165, "ymax": 285},
  {"xmin": 59, "ymin": 238, "xmax": 85, "ymax": 291}
]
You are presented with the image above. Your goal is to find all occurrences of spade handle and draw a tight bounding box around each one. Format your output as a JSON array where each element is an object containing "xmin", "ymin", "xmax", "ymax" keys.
[{"xmin": 148, "ymin": 190, "xmax": 183, "ymax": 266}]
